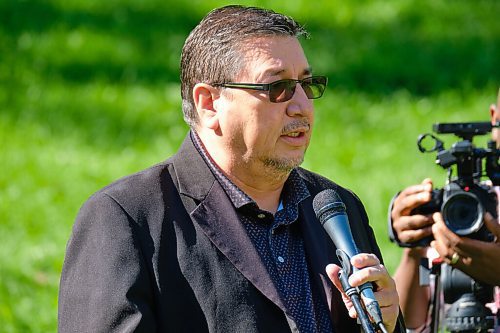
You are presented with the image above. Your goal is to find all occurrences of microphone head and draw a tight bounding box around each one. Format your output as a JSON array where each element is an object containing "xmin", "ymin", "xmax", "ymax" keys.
[{"xmin": 313, "ymin": 189, "xmax": 347, "ymax": 225}]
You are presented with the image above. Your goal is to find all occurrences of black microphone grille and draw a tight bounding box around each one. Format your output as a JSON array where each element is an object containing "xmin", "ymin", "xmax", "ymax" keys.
[{"xmin": 312, "ymin": 189, "xmax": 347, "ymax": 224}]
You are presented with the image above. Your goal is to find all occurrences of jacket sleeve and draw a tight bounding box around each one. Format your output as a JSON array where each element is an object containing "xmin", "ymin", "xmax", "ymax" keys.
[{"xmin": 58, "ymin": 192, "xmax": 156, "ymax": 333}]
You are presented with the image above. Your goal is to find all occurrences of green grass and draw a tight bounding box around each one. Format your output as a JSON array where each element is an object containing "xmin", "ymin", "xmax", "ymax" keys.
[{"xmin": 1, "ymin": 0, "xmax": 499, "ymax": 331}]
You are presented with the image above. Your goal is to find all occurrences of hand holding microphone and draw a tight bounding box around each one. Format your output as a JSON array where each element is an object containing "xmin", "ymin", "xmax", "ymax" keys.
[{"xmin": 313, "ymin": 189, "xmax": 400, "ymax": 333}]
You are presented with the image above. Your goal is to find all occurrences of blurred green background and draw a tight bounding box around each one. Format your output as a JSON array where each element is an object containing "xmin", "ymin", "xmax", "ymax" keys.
[{"xmin": 1, "ymin": 0, "xmax": 499, "ymax": 331}]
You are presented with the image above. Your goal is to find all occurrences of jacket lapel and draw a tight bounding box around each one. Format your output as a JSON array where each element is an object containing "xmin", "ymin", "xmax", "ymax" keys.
[
  {"xmin": 171, "ymin": 133, "xmax": 286, "ymax": 312},
  {"xmin": 299, "ymin": 197, "xmax": 338, "ymax": 310},
  {"xmin": 191, "ymin": 185, "xmax": 286, "ymax": 311}
]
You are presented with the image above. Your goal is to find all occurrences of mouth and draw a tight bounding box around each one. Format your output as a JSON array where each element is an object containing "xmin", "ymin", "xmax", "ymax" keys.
[
  {"xmin": 280, "ymin": 126, "xmax": 311, "ymax": 148},
  {"xmin": 285, "ymin": 131, "xmax": 302, "ymax": 138},
  {"xmin": 282, "ymin": 124, "xmax": 310, "ymax": 138}
]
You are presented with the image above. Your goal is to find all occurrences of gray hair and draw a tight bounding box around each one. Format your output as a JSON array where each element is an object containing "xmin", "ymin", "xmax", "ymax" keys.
[{"xmin": 180, "ymin": 5, "xmax": 308, "ymax": 127}]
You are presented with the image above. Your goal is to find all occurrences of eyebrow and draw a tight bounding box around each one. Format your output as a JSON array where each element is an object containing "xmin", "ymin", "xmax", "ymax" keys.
[
  {"xmin": 262, "ymin": 66, "xmax": 313, "ymax": 79},
  {"xmin": 303, "ymin": 67, "xmax": 313, "ymax": 76}
]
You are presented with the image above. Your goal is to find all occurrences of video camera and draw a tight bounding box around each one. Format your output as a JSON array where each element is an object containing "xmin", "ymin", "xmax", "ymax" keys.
[
  {"xmin": 412, "ymin": 121, "xmax": 499, "ymax": 246},
  {"xmin": 393, "ymin": 121, "xmax": 500, "ymax": 332}
]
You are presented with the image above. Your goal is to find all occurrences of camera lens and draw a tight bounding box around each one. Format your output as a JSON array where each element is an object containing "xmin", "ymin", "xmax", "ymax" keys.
[{"xmin": 442, "ymin": 192, "xmax": 483, "ymax": 235}]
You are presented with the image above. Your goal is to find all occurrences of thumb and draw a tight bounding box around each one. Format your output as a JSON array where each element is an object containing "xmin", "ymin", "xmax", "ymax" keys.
[
  {"xmin": 484, "ymin": 212, "xmax": 500, "ymax": 240},
  {"xmin": 326, "ymin": 264, "xmax": 343, "ymax": 292},
  {"xmin": 325, "ymin": 264, "xmax": 357, "ymax": 319}
]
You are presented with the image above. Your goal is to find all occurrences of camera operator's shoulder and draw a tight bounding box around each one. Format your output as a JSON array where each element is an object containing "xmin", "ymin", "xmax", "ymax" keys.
[{"xmin": 295, "ymin": 167, "xmax": 363, "ymax": 206}]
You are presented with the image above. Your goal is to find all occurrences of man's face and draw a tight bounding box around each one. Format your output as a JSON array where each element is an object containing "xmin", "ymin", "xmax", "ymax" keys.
[{"xmin": 215, "ymin": 36, "xmax": 315, "ymax": 175}]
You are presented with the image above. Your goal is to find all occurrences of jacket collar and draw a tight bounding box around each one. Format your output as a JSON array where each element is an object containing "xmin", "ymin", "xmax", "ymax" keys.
[{"xmin": 170, "ymin": 132, "xmax": 215, "ymax": 201}]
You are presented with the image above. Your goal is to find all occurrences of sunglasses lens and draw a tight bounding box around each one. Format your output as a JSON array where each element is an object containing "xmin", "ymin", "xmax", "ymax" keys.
[
  {"xmin": 267, "ymin": 76, "xmax": 327, "ymax": 103},
  {"xmin": 302, "ymin": 77, "xmax": 326, "ymax": 99},
  {"xmin": 269, "ymin": 80, "xmax": 296, "ymax": 103}
]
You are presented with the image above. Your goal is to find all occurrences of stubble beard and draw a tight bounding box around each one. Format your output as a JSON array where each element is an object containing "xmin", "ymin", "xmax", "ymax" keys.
[{"xmin": 261, "ymin": 152, "xmax": 305, "ymax": 181}]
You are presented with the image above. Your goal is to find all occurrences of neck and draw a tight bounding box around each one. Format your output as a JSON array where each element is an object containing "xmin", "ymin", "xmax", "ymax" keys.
[
  {"xmin": 230, "ymin": 173, "xmax": 286, "ymax": 213},
  {"xmin": 196, "ymin": 130, "xmax": 289, "ymax": 213},
  {"xmin": 223, "ymin": 158, "xmax": 289, "ymax": 213}
]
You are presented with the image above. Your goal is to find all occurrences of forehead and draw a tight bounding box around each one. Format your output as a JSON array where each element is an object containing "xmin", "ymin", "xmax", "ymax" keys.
[{"xmin": 236, "ymin": 36, "xmax": 311, "ymax": 80}]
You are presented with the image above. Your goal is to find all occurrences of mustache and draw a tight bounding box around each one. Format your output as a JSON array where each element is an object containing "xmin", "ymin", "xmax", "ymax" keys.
[{"xmin": 281, "ymin": 119, "xmax": 311, "ymax": 134}]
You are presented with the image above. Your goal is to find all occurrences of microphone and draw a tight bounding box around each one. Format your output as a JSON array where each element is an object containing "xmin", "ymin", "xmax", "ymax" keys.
[{"xmin": 313, "ymin": 189, "xmax": 384, "ymax": 330}]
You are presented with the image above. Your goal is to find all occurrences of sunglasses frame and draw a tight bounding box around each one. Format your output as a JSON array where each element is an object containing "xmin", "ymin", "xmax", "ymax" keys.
[{"xmin": 213, "ymin": 76, "xmax": 328, "ymax": 103}]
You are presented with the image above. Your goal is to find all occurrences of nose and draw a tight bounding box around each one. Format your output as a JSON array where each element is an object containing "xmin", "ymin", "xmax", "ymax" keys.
[{"xmin": 285, "ymin": 82, "xmax": 314, "ymax": 117}]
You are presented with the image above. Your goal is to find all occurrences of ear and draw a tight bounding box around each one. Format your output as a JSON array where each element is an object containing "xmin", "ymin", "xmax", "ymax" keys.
[
  {"xmin": 193, "ymin": 83, "xmax": 220, "ymax": 130},
  {"xmin": 490, "ymin": 104, "xmax": 497, "ymax": 125}
]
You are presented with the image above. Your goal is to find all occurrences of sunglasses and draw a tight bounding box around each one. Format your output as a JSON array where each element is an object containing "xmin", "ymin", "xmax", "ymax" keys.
[{"xmin": 213, "ymin": 76, "xmax": 328, "ymax": 103}]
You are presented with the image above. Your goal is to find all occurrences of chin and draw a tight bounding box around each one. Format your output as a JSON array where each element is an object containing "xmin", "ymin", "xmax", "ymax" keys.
[{"xmin": 263, "ymin": 155, "xmax": 304, "ymax": 173}]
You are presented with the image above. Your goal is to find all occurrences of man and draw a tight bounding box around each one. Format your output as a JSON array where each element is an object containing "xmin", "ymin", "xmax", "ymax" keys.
[
  {"xmin": 390, "ymin": 90, "xmax": 500, "ymax": 330},
  {"xmin": 59, "ymin": 5, "xmax": 403, "ymax": 332}
]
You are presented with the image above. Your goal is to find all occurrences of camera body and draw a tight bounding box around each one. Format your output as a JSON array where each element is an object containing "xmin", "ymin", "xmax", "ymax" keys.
[
  {"xmin": 408, "ymin": 122, "xmax": 499, "ymax": 247},
  {"xmin": 412, "ymin": 182, "xmax": 496, "ymax": 246}
]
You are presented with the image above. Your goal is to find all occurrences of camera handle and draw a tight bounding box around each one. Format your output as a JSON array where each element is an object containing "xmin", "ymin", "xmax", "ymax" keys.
[{"xmin": 423, "ymin": 258, "xmax": 444, "ymax": 333}]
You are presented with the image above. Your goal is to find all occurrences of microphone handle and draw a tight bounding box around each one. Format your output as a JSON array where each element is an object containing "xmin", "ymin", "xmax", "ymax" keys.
[
  {"xmin": 337, "ymin": 250, "xmax": 375, "ymax": 333},
  {"xmin": 324, "ymin": 216, "xmax": 384, "ymax": 327}
]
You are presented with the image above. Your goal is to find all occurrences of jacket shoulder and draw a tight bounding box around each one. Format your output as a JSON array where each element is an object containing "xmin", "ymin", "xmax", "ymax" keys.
[
  {"xmin": 81, "ymin": 160, "xmax": 176, "ymax": 223},
  {"xmin": 296, "ymin": 167, "xmax": 363, "ymax": 206}
]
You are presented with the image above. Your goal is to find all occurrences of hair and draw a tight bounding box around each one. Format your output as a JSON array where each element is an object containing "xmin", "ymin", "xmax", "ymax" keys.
[{"xmin": 180, "ymin": 5, "xmax": 308, "ymax": 127}]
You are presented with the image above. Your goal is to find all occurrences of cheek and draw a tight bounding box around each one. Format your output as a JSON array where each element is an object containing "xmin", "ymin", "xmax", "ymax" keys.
[{"xmin": 238, "ymin": 119, "xmax": 283, "ymax": 155}]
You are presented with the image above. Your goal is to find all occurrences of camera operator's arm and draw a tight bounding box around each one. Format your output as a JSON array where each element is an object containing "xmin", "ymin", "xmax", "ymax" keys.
[
  {"xmin": 393, "ymin": 247, "xmax": 430, "ymax": 329},
  {"xmin": 431, "ymin": 212, "xmax": 500, "ymax": 286}
]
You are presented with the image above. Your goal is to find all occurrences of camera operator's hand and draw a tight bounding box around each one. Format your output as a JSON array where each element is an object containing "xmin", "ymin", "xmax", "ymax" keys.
[
  {"xmin": 326, "ymin": 254, "xmax": 400, "ymax": 333},
  {"xmin": 431, "ymin": 212, "xmax": 500, "ymax": 286},
  {"xmin": 391, "ymin": 178, "xmax": 435, "ymax": 244}
]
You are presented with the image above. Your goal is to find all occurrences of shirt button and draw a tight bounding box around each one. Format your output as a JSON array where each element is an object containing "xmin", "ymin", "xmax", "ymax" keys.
[
  {"xmin": 257, "ymin": 213, "xmax": 266, "ymax": 219},
  {"xmin": 277, "ymin": 256, "xmax": 285, "ymax": 263}
]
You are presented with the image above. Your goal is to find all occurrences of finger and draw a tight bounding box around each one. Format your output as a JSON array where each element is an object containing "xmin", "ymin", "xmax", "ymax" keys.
[
  {"xmin": 393, "ymin": 213, "xmax": 433, "ymax": 243},
  {"xmin": 325, "ymin": 263, "xmax": 343, "ymax": 292},
  {"xmin": 348, "ymin": 306, "xmax": 357, "ymax": 319},
  {"xmin": 397, "ymin": 226, "xmax": 433, "ymax": 244},
  {"xmin": 484, "ymin": 212, "xmax": 500, "ymax": 239},
  {"xmin": 431, "ymin": 216, "xmax": 447, "ymax": 240},
  {"xmin": 397, "ymin": 178, "xmax": 433, "ymax": 198},
  {"xmin": 350, "ymin": 253, "xmax": 380, "ymax": 268},
  {"xmin": 326, "ymin": 263, "xmax": 355, "ymax": 301},
  {"xmin": 430, "ymin": 234, "xmax": 463, "ymax": 265},
  {"xmin": 348, "ymin": 255, "xmax": 394, "ymax": 289},
  {"xmin": 326, "ymin": 264, "xmax": 357, "ymax": 318},
  {"xmin": 430, "ymin": 227, "xmax": 449, "ymax": 257},
  {"xmin": 348, "ymin": 253, "xmax": 380, "ymax": 287},
  {"xmin": 393, "ymin": 214, "xmax": 433, "ymax": 232},
  {"xmin": 444, "ymin": 213, "xmax": 499, "ymax": 257},
  {"xmin": 392, "ymin": 188, "xmax": 433, "ymax": 218},
  {"xmin": 431, "ymin": 212, "xmax": 460, "ymax": 244},
  {"xmin": 349, "ymin": 265, "xmax": 393, "ymax": 290}
]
